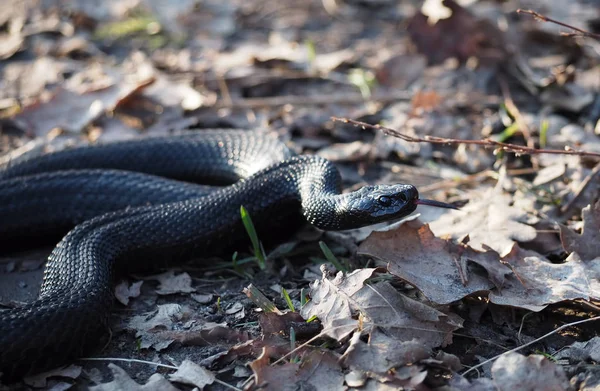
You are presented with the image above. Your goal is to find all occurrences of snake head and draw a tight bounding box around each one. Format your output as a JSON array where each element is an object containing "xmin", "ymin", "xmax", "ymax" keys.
[
  {"xmin": 333, "ymin": 184, "xmax": 458, "ymax": 230},
  {"xmin": 337, "ymin": 184, "xmax": 419, "ymax": 229}
]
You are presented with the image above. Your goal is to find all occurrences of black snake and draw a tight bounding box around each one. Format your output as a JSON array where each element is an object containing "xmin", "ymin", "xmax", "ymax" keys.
[{"xmin": 0, "ymin": 129, "xmax": 454, "ymax": 379}]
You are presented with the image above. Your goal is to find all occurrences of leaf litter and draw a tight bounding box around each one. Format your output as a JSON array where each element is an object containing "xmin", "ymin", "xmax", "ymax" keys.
[{"xmin": 1, "ymin": 0, "xmax": 600, "ymax": 389}]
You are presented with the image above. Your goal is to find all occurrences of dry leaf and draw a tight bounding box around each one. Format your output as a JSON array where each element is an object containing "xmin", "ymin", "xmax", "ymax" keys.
[
  {"xmin": 560, "ymin": 200, "xmax": 600, "ymax": 261},
  {"xmin": 407, "ymin": 0, "xmax": 507, "ymax": 65},
  {"xmin": 250, "ymin": 347, "xmax": 345, "ymax": 391},
  {"xmin": 145, "ymin": 271, "xmax": 195, "ymax": 295},
  {"xmin": 23, "ymin": 364, "xmax": 82, "ymax": 388},
  {"xmin": 490, "ymin": 248, "xmax": 593, "ymax": 311},
  {"xmin": 342, "ymin": 330, "xmax": 429, "ymax": 375},
  {"xmin": 168, "ymin": 360, "xmax": 215, "ymax": 389},
  {"xmin": 301, "ymin": 267, "xmax": 462, "ymax": 348},
  {"xmin": 300, "ymin": 268, "xmax": 377, "ymax": 341},
  {"xmin": 127, "ymin": 304, "xmax": 190, "ymax": 350},
  {"xmin": 359, "ymin": 220, "xmax": 497, "ymax": 304},
  {"xmin": 555, "ymin": 336, "xmax": 600, "ymax": 363},
  {"xmin": 491, "ymin": 353, "xmax": 570, "ymax": 391},
  {"xmin": 430, "ymin": 190, "xmax": 537, "ymax": 256},
  {"xmin": 114, "ymin": 280, "xmax": 143, "ymax": 306},
  {"xmin": 89, "ymin": 364, "xmax": 179, "ymax": 391}
]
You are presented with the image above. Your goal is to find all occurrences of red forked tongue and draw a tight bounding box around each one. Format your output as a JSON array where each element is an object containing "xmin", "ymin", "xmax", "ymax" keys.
[{"xmin": 414, "ymin": 198, "xmax": 459, "ymax": 210}]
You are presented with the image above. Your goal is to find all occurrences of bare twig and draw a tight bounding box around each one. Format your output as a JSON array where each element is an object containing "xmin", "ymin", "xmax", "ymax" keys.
[
  {"xmin": 332, "ymin": 117, "xmax": 600, "ymax": 159},
  {"xmin": 517, "ymin": 9, "xmax": 600, "ymax": 41}
]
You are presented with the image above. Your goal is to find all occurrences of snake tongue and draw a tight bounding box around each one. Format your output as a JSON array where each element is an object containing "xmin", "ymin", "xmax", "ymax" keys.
[{"xmin": 414, "ymin": 198, "xmax": 459, "ymax": 210}]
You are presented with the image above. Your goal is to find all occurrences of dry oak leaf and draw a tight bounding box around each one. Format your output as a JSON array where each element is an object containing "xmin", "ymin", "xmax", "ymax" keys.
[
  {"xmin": 250, "ymin": 347, "xmax": 344, "ymax": 391},
  {"xmin": 560, "ymin": 200, "xmax": 600, "ymax": 261},
  {"xmin": 300, "ymin": 268, "xmax": 462, "ymax": 348},
  {"xmin": 491, "ymin": 353, "xmax": 570, "ymax": 391},
  {"xmin": 430, "ymin": 190, "xmax": 537, "ymax": 256},
  {"xmin": 359, "ymin": 219, "xmax": 505, "ymax": 304},
  {"xmin": 489, "ymin": 247, "xmax": 593, "ymax": 311}
]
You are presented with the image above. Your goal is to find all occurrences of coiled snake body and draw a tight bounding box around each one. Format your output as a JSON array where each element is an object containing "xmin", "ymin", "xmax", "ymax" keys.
[{"xmin": 0, "ymin": 130, "xmax": 447, "ymax": 379}]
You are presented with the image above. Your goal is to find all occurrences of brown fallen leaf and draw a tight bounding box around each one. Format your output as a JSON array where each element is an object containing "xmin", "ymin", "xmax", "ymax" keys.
[
  {"xmin": 250, "ymin": 347, "xmax": 345, "ymax": 391},
  {"xmin": 359, "ymin": 220, "xmax": 498, "ymax": 304},
  {"xmin": 114, "ymin": 280, "xmax": 143, "ymax": 306},
  {"xmin": 554, "ymin": 336, "xmax": 600, "ymax": 363},
  {"xmin": 259, "ymin": 311, "xmax": 321, "ymax": 339},
  {"xmin": 89, "ymin": 363, "xmax": 179, "ymax": 391},
  {"xmin": 13, "ymin": 59, "xmax": 154, "ymax": 136},
  {"xmin": 560, "ymin": 200, "xmax": 600, "ymax": 261},
  {"xmin": 360, "ymin": 219, "xmax": 596, "ymax": 311},
  {"xmin": 407, "ymin": 0, "xmax": 507, "ymax": 65},
  {"xmin": 168, "ymin": 360, "xmax": 215, "ymax": 389},
  {"xmin": 430, "ymin": 190, "xmax": 538, "ymax": 256},
  {"xmin": 490, "ymin": 247, "xmax": 593, "ymax": 311},
  {"xmin": 316, "ymin": 141, "xmax": 373, "ymax": 162},
  {"xmin": 127, "ymin": 304, "xmax": 244, "ymax": 351},
  {"xmin": 144, "ymin": 271, "xmax": 195, "ymax": 295},
  {"xmin": 375, "ymin": 54, "xmax": 427, "ymax": 90},
  {"xmin": 23, "ymin": 364, "xmax": 82, "ymax": 388},
  {"xmin": 300, "ymin": 267, "xmax": 462, "ymax": 348},
  {"xmin": 342, "ymin": 330, "xmax": 430, "ymax": 375},
  {"xmin": 490, "ymin": 353, "xmax": 570, "ymax": 391}
]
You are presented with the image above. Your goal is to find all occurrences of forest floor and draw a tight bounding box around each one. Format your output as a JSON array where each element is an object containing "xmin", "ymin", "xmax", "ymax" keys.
[{"xmin": 1, "ymin": 0, "xmax": 600, "ymax": 390}]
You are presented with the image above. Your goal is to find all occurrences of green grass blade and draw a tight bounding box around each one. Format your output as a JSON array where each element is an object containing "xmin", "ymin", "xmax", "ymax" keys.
[
  {"xmin": 319, "ymin": 241, "xmax": 348, "ymax": 272},
  {"xmin": 240, "ymin": 205, "xmax": 266, "ymax": 269},
  {"xmin": 281, "ymin": 288, "xmax": 295, "ymax": 312}
]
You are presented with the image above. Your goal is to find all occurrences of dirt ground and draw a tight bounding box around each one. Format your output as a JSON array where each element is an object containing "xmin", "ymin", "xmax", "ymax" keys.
[{"xmin": 1, "ymin": 0, "xmax": 600, "ymax": 390}]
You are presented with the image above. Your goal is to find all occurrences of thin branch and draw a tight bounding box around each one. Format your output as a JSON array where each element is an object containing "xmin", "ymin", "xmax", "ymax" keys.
[
  {"xmin": 462, "ymin": 315, "xmax": 600, "ymax": 376},
  {"xmin": 517, "ymin": 9, "xmax": 600, "ymax": 41},
  {"xmin": 331, "ymin": 117, "xmax": 600, "ymax": 159}
]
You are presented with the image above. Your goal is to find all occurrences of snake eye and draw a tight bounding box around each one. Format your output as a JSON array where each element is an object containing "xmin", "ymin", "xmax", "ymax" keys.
[
  {"xmin": 398, "ymin": 193, "xmax": 408, "ymax": 203},
  {"xmin": 378, "ymin": 196, "xmax": 392, "ymax": 206}
]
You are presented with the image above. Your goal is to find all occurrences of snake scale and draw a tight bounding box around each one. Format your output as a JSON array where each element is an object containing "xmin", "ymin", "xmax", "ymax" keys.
[{"xmin": 0, "ymin": 129, "xmax": 453, "ymax": 380}]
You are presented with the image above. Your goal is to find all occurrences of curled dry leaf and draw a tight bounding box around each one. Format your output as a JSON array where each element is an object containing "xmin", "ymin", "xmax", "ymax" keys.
[
  {"xmin": 491, "ymin": 353, "xmax": 570, "ymax": 391},
  {"xmin": 560, "ymin": 200, "xmax": 600, "ymax": 261},
  {"xmin": 300, "ymin": 267, "xmax": 462, "ymax": 348}
]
